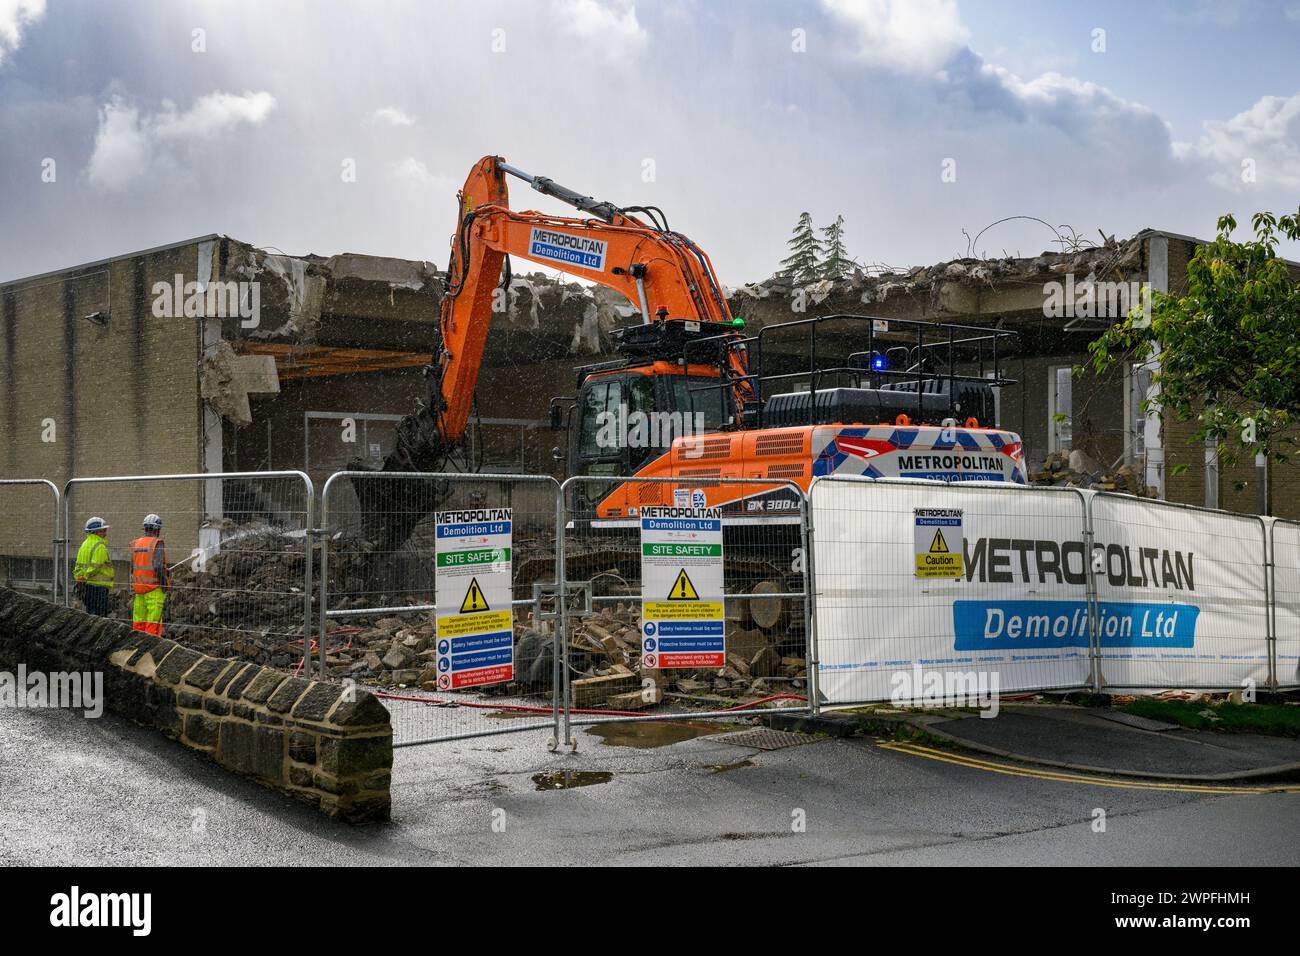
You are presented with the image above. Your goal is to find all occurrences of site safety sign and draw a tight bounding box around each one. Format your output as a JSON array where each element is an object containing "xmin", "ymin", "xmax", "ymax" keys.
[
  {"xmin": 915, "ymin": 508, "xmax": 963, "ymax": 578},
  {"xmin": 640, "ymin": 506, "xmax": 725, "ymax": 668},
  {"xmin": 434, "ymin": 508, "xmax": 513, "ymax": 689}
]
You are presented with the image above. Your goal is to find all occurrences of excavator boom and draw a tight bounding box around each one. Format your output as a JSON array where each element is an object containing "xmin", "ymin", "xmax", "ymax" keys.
[{"xmin": 427, "ymin": 155, "xmax": 747, "ymax": 452}]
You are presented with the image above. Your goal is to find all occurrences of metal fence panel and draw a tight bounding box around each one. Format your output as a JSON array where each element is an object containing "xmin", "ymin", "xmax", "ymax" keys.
[
  {"xmin": 557, "ymin": 475, "xmax": 813, "ymax": 746},
  {"xmin": 1089, "ymin": 493, "xmax": 1269, "ymax": 691},
  {"xmin": 809, "ymin": 476, "xmax": 1093, "ymax": 705},
  {"xmin": 319, "ymin": 471, "xmax": 561, "ymax": 747},
  {"xmin": 63, "ymin": 471, "xmax": 314, "ymax": 668},
  {"xmin": 0, "ymin": 479, "xmax": 61, "ymax": 600},
  {"xmin": 1271, "ymin": 519, "xmax": 1300, "ymax": 689}
]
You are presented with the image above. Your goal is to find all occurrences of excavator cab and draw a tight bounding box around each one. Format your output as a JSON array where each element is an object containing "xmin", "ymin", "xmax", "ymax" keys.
[
  {"xmin": 565, "ymin": 362, "xmax": 729, "ymax": 479},
  {"xmin": 556, "ymin": 316, "xmax": 745, "ymax": 483}
]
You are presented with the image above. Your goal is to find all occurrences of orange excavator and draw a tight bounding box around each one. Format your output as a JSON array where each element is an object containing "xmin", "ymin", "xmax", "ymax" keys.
[
  {"xmin": 373, "ymin": 155, "xmax": 1026, "ymax": 543},
  {"xmin": 384, "ymin": 154, "xmax": 753, "ymax": 475}
]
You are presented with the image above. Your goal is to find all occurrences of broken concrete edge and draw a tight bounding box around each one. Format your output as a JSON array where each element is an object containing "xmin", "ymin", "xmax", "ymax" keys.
[
  {"xmin": 761, "ymin": 707, "xmax": 1300, "ymax": 783},
  {"xmin": 0, "ymin": 587, "xmax": 392, "ymax": 824}
]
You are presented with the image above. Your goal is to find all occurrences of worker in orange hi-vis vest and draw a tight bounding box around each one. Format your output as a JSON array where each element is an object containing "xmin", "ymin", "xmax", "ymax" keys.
[{"xmin": 130, "ymin": 513, "xmax": 170, "ymax": 636}]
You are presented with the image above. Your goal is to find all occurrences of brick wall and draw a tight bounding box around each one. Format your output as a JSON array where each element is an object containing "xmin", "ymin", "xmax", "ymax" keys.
[
  {"xmin": 0, "ymin": 240, "xmax": 210, "ymax": 564},
  {"xmin": 0, "ymin": 587, "xmax": 392, "ymax": 824}
]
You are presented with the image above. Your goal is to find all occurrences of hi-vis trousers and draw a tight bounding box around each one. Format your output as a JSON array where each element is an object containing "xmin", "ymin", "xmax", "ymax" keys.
[{"xmin": 132, "ymin": 588, "xmax": 166, "ymax": 636}]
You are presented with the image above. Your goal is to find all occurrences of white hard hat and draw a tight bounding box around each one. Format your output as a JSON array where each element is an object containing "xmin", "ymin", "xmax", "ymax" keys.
[
  {"xmin": 85, "ymin": 516, "xmax": 110, "ymax": 532},
  {"xmin": 143, "ymin": 513, "xmax": 163, "ymax": 530}
]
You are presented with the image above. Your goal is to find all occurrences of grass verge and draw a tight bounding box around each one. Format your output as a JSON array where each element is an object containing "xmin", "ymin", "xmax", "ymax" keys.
[{"xmin": 1122, "ymin": 699, "xmax": 1300, "ymax": 737}]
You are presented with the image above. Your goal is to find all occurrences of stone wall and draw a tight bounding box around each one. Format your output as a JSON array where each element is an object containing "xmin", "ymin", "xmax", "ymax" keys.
[{"xmin": 0, "ymin": 587, "xmax": 391, "ymax": 824}]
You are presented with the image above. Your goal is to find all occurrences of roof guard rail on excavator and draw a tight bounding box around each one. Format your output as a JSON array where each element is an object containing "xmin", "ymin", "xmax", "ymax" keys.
[{"xmin": 681, "ymin": 313, "xmax": 1019, "ymax": 431}]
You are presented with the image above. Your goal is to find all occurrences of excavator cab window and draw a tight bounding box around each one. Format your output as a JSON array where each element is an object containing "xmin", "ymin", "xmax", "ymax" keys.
[
  {"xmin": 577, "ymin": 379, "xmax": 623, "ymax": 459},
  {"xmin": 666, "ymin": 375, "xmax": 726, "ymax": 434},
  {"xmin": 572, "ymin": 369, "xmax": 729, "ymax": 479}
]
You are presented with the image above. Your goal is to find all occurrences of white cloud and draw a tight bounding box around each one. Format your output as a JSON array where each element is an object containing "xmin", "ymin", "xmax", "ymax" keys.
[
  {"xmin": 822, "ymin": 0, "xmax": 969, "ymax": 75},
  {"xmin": 390, "ymin": 156, "xmax": 456, "ymax": 191},
  {"xmin": 0, "ymin": 0, "xmax": 44, "ymax": 65},
  {"xmin": 555, "ymin": 0, "xmax": 648, "ymax": 56},
  {"xmin": 983, "ymin": 65, "xmax": 1163, "ymax": 131},
  {"xmin": 1176, "ymin": 92, "xmax": 1300, "ymax": 189},
  {"xmin": 87, "ymin": 90, "xmax": 276, "ymax": 189},
  {"xmin": 373, "ymin": 105, "xmax": 415, "ymax": 126},
  {"xmin": 820, "ymin": 0, "xmax": 1167, "ymax": 162},
  {"xmin": 84, "ymin": 99, "xmax": 149, "ymax": 190},
  {"xmin": 156, "ymin": 90, "xmax": 275, "ymax": 139}
]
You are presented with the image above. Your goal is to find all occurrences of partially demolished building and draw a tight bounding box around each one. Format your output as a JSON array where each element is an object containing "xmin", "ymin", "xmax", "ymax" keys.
[{"xmin": 0, "ymin": 228, "xmax": 1294, "ymax": 587}]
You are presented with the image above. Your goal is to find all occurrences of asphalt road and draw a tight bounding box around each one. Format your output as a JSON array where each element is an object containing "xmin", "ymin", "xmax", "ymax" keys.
[{"xmin": 2, "ymin": 705, "xmax": 1298, "ymax": 866}]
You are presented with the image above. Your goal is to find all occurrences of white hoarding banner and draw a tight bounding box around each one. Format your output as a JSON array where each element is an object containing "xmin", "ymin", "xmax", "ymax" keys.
[
  {"xmin": 813, "ymin": 481, "xmax": 1091, "ymax": 703},
  {"xmin": 1272, "ymin": 521, "xmax": 1300, "ymax": 688},
  {"xmin": 1090, "ymin": 496, "xmax": 1267, "ymax": 690},
  {"xmin": 811, "ymin": 479, "xmax": 1271, "ymax": 703}
]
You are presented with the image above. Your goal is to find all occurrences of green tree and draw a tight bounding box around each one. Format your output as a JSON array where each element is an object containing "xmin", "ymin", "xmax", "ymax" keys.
[
  {"xmin": 780, "ymin": 211, "xmax": 823, "ymax": 284},
  {"xmin": 1088, "ymin": 210, "xmax": 1300, "ymax": 476},
  {"xmin": 821, "ymin": 214, "xmax": 850, "ymax": 280}
]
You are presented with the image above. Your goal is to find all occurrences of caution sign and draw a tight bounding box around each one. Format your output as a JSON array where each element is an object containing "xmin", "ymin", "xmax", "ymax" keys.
[
  {"xmin": 459, "ymin": 577, "xmax": 489, "ymax": 613},
  {"xmin": 915, "ymin": 508, "xmax": 963, "ymax": 579},
  {"xmin": 434, "ymin": 508, "xmax": 513, "ymax": 689},
  {"xmin": 640, "ymin": 505, "xmax": 725, "ymax": 668},
  {"xmin": 667, "ymin": 569, "xmax": 699, "ymax": 601}
]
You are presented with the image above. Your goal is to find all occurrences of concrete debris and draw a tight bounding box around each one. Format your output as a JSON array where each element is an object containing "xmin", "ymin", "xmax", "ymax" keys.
[
  {"xmin": 199, "ymin": 340, "xmax": 280, "ymax": 425},
  {"xmin": 339, "ymin": 566, "xmax": 805, "ymax": 701},
  {"xmin": 1031, "ymin": 450, "xmax": 1155, "ymax": 496},
  {"xmin": 108, "ymin": 529, "xmax": 313, "ymax": 661},
  {"xmin": 104, "ymin": 518, "xmax": 804, "ymax": 710},
  {"xmin": 728, "ymin": 233, "xmax": 1144, "ymax": 325},
  {"xmin": 322, "ymin": 252, "xmax": 436, "ymax": 291},
  {"xmin": 258, "ymin": 253, "xmax": 327, "ymax": 339}
]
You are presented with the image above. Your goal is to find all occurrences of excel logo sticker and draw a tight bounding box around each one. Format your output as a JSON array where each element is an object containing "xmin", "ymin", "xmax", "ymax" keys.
[{"xmin": 915, "ymin": 508, "xmax": 963, "ymax": 579}]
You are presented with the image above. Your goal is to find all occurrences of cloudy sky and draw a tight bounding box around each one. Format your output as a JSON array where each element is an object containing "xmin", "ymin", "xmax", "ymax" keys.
[{"xmin": 2, "ymin": 0, "xmax": 1299, "ymax": 284}]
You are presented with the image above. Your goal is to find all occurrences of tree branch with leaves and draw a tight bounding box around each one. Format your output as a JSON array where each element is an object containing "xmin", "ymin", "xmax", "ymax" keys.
[{"xmin": 1088, "ymin": 210, "xmax": 1300, "ymax": 475}]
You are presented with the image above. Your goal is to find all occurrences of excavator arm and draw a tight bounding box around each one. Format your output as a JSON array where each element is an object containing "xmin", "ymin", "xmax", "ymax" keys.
[{"xmin": 429, "ymin": 155, "xmax": 750, "ymax": 450}]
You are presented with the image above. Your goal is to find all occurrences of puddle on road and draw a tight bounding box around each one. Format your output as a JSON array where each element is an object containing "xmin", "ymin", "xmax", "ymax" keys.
[
  {"xmin": 532, "ymin": 770, "xmax": 614, "ymax": 791},
  {"xmin": 484, "ymin": 710, "xmax": 551, "ymax": 720},
  {"xmin": 586, "ymin": 720, "xmax": 743, "ymax": 749},
  {"xmin": 706, "ymin": 759, "xmax": 755, "ymax": 774}
]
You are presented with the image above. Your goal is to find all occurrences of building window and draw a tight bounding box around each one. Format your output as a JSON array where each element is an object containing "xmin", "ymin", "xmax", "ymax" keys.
[
  {"xmin": 1124, "ymin": 362, "xmax": 1152, "ymax": 464},
  {"xmin": 984, "ymin": 371, "xmax": 1003, "ymax": 429},
  {"xmin": 1048, "ymin": 365, "xmax": 1073, "ymax": 452}
]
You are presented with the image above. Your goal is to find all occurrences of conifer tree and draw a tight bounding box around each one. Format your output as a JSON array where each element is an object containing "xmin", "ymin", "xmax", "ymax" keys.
[
  {"xmin": 780, "ymin": 212, "xmax": 823, "ymax": 283},
  {"xmin": 821, "ymin": 214, "xmax": 849, "ymax": 280}
]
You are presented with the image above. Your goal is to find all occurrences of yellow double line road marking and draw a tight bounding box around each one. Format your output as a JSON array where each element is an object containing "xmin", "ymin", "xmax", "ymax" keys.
[{"xmin": 877, "ymin": 740, "xmax": 1300, "ymax": 795}]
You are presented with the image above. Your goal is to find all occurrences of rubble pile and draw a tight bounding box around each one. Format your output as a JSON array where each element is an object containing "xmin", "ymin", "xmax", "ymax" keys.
[
  {"xmin": 115, "ymin": 525, "xmax": 804, "ymax": 711},
  {"xmin": 728, "ymin": 234, "xmax": 1144, "ymax": 317},
  {"xmin": 567, "ymin": 603, "xmax": 807, "ymax": 709},
  {"xmin": 320, "ymin": 600, "xmax": 807, "ymax": 711},
  {"xmin": 109, "ymin": 529, "xmax": 316, "ymax": 666},
  {"xmin": 1031, "ymin": 449, "xmax": 1155, "ymax": 496}
]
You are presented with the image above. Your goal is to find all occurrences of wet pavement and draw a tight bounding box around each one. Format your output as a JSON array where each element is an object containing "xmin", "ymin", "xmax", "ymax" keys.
[
  {"xmin": 3, "ymin": 703, "xmax": 1299, "ymax": 866},
  {"xmin": 918, "ymin": 705, "xmax": 1300, "ymax": 778}
]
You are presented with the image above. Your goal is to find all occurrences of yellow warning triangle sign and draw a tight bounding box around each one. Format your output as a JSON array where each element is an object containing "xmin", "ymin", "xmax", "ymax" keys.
[
  {"xmin": 460, "ymin": 577, "xmax": 490, "ymax": 613},
  {"xmin": 667, "ymin": 568, "xmax": 700, "ymax": 601},
  {"xmin": 929, "ymin": 528, "xmax": 950, "ymax": 554}
]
